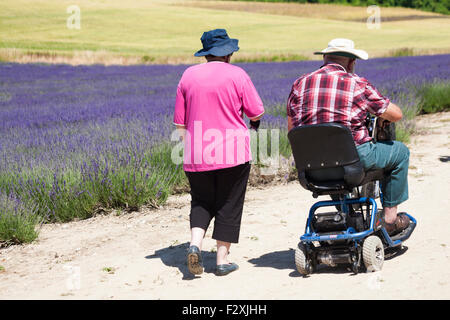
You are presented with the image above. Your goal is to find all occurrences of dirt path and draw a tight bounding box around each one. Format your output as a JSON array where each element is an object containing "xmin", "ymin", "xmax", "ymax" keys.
[{"xmin": 1, "ymin": 112, "xmax": 449, "ymax": 300}]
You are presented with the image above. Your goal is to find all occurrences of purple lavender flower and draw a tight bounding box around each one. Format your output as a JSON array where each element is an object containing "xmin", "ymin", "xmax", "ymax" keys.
[{"xmin": 0, "ymin": 55, "xmax": 448, "ymax": 225}]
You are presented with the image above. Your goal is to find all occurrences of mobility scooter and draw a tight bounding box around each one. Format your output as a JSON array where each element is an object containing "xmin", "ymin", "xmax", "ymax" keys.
[{"xmin": 288, "ymin": 116, "xmax": 416, "ymax": 275}]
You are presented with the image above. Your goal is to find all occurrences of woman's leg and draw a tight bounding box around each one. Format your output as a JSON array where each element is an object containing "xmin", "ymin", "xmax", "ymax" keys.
[
  {"xmin": 185, "ymin": 170, "xmax": 216, "ymax": 249},
  {"xmin": 216, "ymin": 240, "xmax": 231, "ymax": 265},
  {"xmin": 190, "ymin": 227, "xmax": 206, "ymax": 250},
  {"xmin": 184, "ymin": 170, "xmax": 216, "ymax": 275},
  {"xmin": 213, "ymin": 162, "xmax": 251, "ymax": 264}
]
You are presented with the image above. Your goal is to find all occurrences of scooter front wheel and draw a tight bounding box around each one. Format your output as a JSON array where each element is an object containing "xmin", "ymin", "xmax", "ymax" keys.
[{"xmin": 363, "ymin": 235, "xmax": 384, "ymax": 272}]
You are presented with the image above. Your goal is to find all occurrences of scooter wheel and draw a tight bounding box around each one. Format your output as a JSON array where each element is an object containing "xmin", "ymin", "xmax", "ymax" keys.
[
  {"xmin": 363, "ymin": 236, "xmax": 384, "ymax": 272},
  {"xmin": 295, "ymin": 242, "xmax": 311, "ymax": 276}
]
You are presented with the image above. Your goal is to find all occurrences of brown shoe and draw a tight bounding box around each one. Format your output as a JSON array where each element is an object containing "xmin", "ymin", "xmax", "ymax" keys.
[{"xmin": 384, "ymin": 213, "xmax": 411, "ymax": 236}]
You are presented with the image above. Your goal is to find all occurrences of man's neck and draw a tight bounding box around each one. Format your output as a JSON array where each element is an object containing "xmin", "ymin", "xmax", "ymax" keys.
[{"xmin": 322, "ymin": 62, "xmax": 348, "ymax": 72}]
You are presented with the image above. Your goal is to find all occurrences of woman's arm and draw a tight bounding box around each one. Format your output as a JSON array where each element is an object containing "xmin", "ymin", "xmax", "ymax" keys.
[
  {"xmin": 249, "ymin": 112, "xmax": 264, "ymax": 121},
  {"xmin": 175, "ymin": 124, "xmax": 186, "ymax": 141}
]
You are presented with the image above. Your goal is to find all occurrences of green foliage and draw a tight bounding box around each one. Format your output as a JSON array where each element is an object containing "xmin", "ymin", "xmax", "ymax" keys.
[
  {"xmin": 278, "ymin": 130, "xmax": 293, "ymax": 158},
  {"xmin": 395, "ymin": 114, "xmax": 416, "ymax": 144},
  {"xmin": 266, "ymin": 104, "xmax": 287, "ymax": 118},
  {"xmin": 141, "ymin": 55, "xmax": 155, "ymax": 63},
  {"xmin": 0, "ymin": 142, "xmax": 186, "ymax": 245},
  {"xmin": 0, "ymin": 193, "xmax": 40, "ymax": 245},
  {"xmin": 233, "ymin": 54, "xmax": 310, "ymax": 63},
  {"xmin": 394, "ymin": 125, "xmax": 411, "ymax": 143},
  {"xmin": 0, "ymin": 145, "xmax": 184, "ymax": 224},
  {"xmin": 388, "ymin": 48, "xmax": 415, "ymax": 57},
  {"xmin": 417, "ymin": 82, "xmax": 450, "ymax": 113},
  {"xmin": 234, "ymin": 0, "xmax": 450, "ymax": 14}
]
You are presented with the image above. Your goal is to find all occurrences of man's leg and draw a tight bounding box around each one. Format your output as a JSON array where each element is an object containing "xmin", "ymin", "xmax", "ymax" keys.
[
  {"xmin": 383, "ymin": 207, "xmax": 398, "ymax": 224},
  {"xmin": 357, "ymin": 141, "xmax": 410, "ymax": 229}
]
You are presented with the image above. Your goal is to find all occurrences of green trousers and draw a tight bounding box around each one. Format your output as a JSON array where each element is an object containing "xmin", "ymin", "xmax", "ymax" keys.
[{"xmin": 357, "ymin": 140, "xmax": 410, "ymax": 207}]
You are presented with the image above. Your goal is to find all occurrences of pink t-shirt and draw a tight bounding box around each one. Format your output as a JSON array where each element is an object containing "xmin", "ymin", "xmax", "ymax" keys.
[{"xmin": 173, "ymin": 62, "xmax": 264, "ymax": 172}]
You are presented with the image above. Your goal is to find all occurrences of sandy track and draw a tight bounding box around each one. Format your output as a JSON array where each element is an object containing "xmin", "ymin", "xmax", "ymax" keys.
[{"xmin": 1, "ymin": 112, "xmax": 449, "ymax": 300}]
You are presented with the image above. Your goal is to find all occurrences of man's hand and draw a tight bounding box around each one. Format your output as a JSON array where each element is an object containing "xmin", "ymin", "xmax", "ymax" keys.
[{"xmin": 378, "ymin": 118, "xmax": 391, "ymax": 128}]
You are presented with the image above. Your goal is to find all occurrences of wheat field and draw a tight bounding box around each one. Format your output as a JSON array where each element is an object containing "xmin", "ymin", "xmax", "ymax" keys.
[{"xmin": 0, "ymin": 0, "xmax": 449, "ymax": 64}]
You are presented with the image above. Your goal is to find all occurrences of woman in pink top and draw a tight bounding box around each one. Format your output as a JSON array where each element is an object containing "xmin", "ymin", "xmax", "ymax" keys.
[{"xmin": 173, "ymin": 29, "xmax": 264, "ymax": 276}]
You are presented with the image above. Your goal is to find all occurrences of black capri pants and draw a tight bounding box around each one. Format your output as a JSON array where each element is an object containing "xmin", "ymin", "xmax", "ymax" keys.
[{"xmin": 185, "ymin": 162, "xmax": 251, "ymax": 244}]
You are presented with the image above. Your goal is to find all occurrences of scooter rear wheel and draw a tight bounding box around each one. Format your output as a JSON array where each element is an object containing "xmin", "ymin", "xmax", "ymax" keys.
[{"xmin": 295, "ymin": 242, "xmax": 311, "ymax": 275}]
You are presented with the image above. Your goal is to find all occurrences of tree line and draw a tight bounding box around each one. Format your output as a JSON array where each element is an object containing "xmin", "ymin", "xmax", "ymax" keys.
[{"xmin": 237, "ymin": 0, "xmax": 450, "ymax": 15}]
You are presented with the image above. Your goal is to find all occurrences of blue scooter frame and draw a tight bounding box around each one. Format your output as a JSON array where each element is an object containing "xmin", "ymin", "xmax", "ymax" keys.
[{"xmin": 300, "ymin": 196, "xmax": 416, "ymax": 249}]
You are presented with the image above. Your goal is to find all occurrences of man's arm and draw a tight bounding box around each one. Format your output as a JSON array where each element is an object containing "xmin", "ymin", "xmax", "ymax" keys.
[
  {"xmin": 287, "ymin": 115, "xmax": 294, "ymax": 132},
  {"xmin": 362, "ymin": 81, "xmax": 402, "ymax": 123},
  {"xmin": 379, "ymin": 102, "xmax": 403, "ymax": 123},
  {"xmin": 287, "ymin": 81, "xmax": 300, "ymax": 132}
]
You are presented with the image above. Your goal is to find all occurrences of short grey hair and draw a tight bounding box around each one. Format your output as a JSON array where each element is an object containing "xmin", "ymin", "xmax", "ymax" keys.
[{"xmin": 323, "ymin": 54, "xmax": 355, "ymax": 65}]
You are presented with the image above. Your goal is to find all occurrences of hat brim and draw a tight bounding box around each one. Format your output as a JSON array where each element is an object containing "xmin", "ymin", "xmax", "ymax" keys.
[
  {"xmin": 314, "ymin": 47, "xmax": 368, "ymax": 60},
  {"xmin": 194, "ymin": 38, "xmax": 239, "ymax": 57}
]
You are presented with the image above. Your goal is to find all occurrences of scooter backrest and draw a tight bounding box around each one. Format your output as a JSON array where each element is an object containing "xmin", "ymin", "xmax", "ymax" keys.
[
  {"xmin": 288, "ymin": 123, "xmax": 366, "ymax": 191},
  {"xmin": 288, "ymin": 123, "xmax": 360, "ymax": 171}
]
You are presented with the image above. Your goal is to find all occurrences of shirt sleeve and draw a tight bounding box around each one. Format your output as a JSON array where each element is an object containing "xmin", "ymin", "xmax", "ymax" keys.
[
  {"xmin": 241, "ymin": 72, "xmax": 264, "ymax": 119},
  {"xmin": 363, "ymin": 81, "xmax": 390, "ymax": 116},
  {"xmin": 286, "ymin": 83, "xmax": 299, "ymax": 118},
  {"xmin": 173, "ymin": 82, "xmax": 186, "ymax": 126}
]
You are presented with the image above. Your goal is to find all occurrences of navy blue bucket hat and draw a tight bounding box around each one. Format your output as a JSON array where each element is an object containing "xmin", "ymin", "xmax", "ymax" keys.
[{"xmin": 194, "ymin": 29, "xmax": 239, "ymax": 57}]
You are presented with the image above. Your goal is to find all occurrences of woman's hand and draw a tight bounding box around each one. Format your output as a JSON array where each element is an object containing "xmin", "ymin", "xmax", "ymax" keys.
[
  {"xmin": 249, "ymin": 112, "xmax": 263, "ymax": 131},
  {"xmin": 249, "ymin": 120, "xmax": 260, "ymax": 131}
]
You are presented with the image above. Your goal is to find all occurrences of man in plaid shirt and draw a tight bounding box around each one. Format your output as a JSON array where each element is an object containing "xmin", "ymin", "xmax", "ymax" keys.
[{"xmin": 287, "ymin": 39, "xmax": 411, "ymax": 236}]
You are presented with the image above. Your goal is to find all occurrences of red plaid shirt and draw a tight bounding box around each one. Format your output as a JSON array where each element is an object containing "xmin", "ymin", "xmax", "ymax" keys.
[{"xmin": 287, "ymin": 63, "xmax": 390, "ymax": 145}]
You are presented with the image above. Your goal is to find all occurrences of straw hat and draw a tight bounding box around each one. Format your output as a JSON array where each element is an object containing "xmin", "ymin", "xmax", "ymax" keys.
[{"xmin": 314, "ymin": 38, "xmax": 368, "ymax": 60}]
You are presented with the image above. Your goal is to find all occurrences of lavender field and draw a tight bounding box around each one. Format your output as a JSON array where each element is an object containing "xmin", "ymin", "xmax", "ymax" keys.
[{"xmin": 1, "ymin": 55, "xmax": 449, "ymax": 244}]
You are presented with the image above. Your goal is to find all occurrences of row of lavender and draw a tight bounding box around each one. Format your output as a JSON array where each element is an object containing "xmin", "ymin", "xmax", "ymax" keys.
[{"xmin": 1, "ymin": 55, "xmax": 449, "ymax": 243}]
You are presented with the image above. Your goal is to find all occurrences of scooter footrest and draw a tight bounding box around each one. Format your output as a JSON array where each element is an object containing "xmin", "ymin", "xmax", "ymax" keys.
[{"xmin": 390, "ymin": 221, "xmax": 416, "ymax": 242}]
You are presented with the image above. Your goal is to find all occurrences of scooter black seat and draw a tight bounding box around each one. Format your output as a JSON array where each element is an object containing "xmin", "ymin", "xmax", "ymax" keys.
[{"xmin": 288, "ymin": 123, "xmax": 385, "ymax": 196}]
